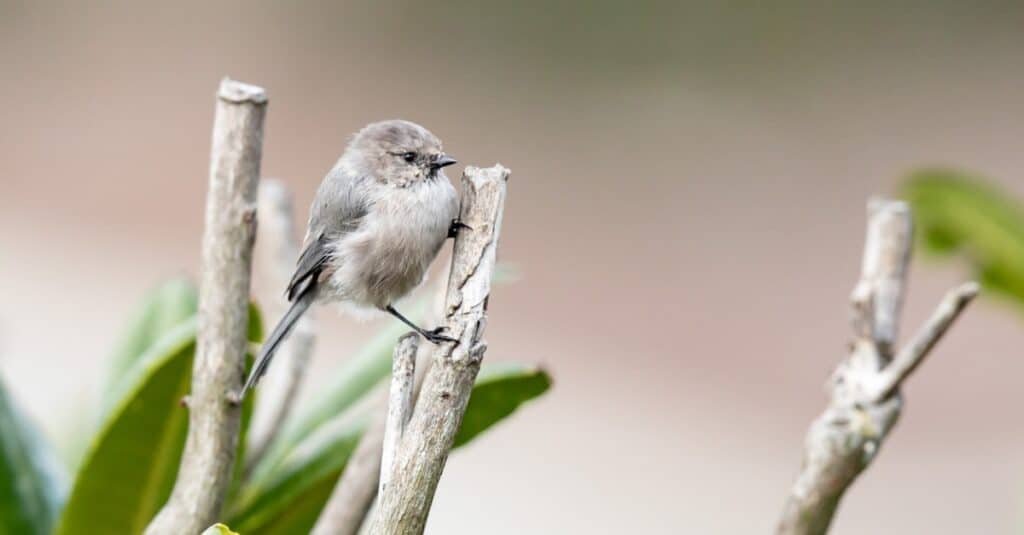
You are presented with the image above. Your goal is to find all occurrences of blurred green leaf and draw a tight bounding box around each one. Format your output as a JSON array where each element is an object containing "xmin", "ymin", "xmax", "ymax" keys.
[
  {"xmin": 201, "ymin": 523, "xmax": 240, "ymax": 535},
  {"xmin": 56, "ymin": 305, "xmax": 262, "ymax": 535},
  {"xmin": 248, "ymin": 317, "xmax": 416, "ymax": 483},
  {"xmin": 0, "ymin": 374, "xmax": 67, "ymax": 535},
  {"xmin": 228, "ymin": 363, "xmax": 550, "ymax": 534},
  {"xmin": 249, "ymin": 269, "xmax": 519, "ymax": 479},
  {"xmin": 454, "ymin": 363, "xmax": 552, "ymax": 447},
  {"xmin": 58, "ymin": 279, "xmax": 197, "ymax": 472},
  {"xmin": 104, "ymin": 278, "xmax": 198, "ymax": 410},
  {"xmin": 57, "ymin": 321, "xmax": 195, "ymax": 535},
  {"xmin": 903, "ymin": 169, "xmax": 1024, "ymax": 305},
  {"xmin": 229, "ymin": 413, "xmax": 366, "ymax": 534}
]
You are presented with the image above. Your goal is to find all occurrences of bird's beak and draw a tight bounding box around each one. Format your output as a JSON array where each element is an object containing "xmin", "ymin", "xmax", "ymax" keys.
[{"xmin": 431, "ymin": 154, "xmax": 457, "ymax": 170}]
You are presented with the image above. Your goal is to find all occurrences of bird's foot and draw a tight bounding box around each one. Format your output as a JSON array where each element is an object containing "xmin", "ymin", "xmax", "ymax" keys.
[
  {"xmin": 423, "ymin": 326, "xmax": 458, "ymax": 345},
  {"xmin": 447, "ymin": 219, "xmax": 472, "ymax": 239}
]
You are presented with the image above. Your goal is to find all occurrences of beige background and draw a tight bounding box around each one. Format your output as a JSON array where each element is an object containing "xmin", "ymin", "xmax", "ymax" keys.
[{"xmin": 1, "ymin": 2, "xmax": 1023, "ymax": 533}]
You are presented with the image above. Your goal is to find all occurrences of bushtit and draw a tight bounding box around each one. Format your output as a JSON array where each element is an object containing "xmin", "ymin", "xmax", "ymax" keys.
[{"xmin": 241, "ymin": 119, "xmax": 463, "ymax": 398}]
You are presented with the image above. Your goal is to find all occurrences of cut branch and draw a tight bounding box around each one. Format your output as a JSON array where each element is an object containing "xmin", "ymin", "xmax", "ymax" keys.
[
  {"xmin": 380, "ymin": 333, "xmax": 419, "ymax": 494},
  {"xmin": 777, "ymin": 198, "xmax": 977, "ymax": 535},
  {"xmin": 309, "ymin": 334, "xmax": 421, "ymax": 535},
  {"xmin": 144, "ymin": 78, "xmax": 267, "ymax": 535},
  {"xmin": 369, "ymin": 164, "xmax": 510, "ymax": 535},
  {"xmin": 311, "ymin": 283, "xmax": 445, "ymax": 535},
  {"xmin": 246, "ymin": 179, "xmax": 317, "ymax": 472},
  {"xmin": 848, "ymin": 199, "xmax": 912, "ymax": 355}
]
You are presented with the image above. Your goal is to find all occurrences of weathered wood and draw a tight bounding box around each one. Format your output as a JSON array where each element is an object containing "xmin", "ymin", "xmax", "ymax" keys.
[
  {"xmin": 144, "ymin": 78, "xmax": 267, "ymax": 535},
  {"xmin": 380, "ymin": 333, "xmax": 419, "ymax": 495},
  {"xmin": 776, "ymin": 199, "xmax": 977, "ymax": 535},
  {"xmin": 309, "ymin": 334, "xmax": 420, "ymax": 535},
  {"xmin": 369, "ymin": 164, "xmax": 510, "ymax": 535}
]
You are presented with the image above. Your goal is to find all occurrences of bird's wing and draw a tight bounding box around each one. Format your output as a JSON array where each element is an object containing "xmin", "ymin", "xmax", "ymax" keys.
[
  {"xmin": 285, "ymin": 167, "xmax": 371, "ymax": 301},
  {"xmin": 286, "ymin": 233, "xmax": 330, "ymax": 301}
]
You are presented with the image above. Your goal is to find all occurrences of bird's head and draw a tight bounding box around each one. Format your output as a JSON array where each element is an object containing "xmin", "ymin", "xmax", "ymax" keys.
[{"xmin": 344, "ymin": 119, "xmax": 457, "ymax": 187}]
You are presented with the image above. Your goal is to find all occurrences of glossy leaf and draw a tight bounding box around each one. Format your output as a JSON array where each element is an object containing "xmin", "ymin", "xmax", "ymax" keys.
[
  {"xmin": 454, "ymin": 363, "xmax": 552, "ymax": 447},
  {"xmin": 229, "ymin": 363, "xmax": 551, "ymax": 534},
  {"xmin": 250, "ymin": 270, "xmax": 516, "ymax": 480},
  {"xmin": 248, "ymin": 317, "xmax": 416, "ymax": 483},
  {"xmin": 56, "ymin": 305, "xmax": 262, "ymax": 535},
  {"xmin": 903, "ymin": 169, "xmax": 1024, "ymax": 305},
  {"xmin": 104, "ymin": 278, "xmax": 198, "ymax": 409},
  {"xmin": 0, "ymin": 374, "xmax": 67, "ymax": 535},
  {"xmin": 61, "ymin": 279, "xmax": 197, "ymax": 472}
]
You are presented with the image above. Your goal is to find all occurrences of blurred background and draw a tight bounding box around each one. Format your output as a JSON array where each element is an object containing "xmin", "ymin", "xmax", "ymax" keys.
[{"xmin": 2, "ymin": 1, "xmax": 1023, "ymax": 533}]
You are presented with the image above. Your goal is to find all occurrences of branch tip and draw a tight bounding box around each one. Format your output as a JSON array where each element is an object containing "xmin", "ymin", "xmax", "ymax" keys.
[{"xmin": 218, "ymin": 78, "xmax": 267, "ymax": 104}]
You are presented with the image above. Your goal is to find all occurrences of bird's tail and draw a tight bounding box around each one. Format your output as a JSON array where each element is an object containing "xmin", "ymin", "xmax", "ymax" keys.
[{"xmin": 240, "ymin": 290, "xmax": 315, "ymax": 399}]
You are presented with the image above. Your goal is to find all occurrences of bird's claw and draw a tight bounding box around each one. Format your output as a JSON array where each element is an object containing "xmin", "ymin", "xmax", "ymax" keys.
[
  {"xmin": 447, "ymin": 219, "xmax": 472, "ymax": 239},
  {"xmin": 424, "ymin": 326, "xmax": 458, "ymax": 345}
]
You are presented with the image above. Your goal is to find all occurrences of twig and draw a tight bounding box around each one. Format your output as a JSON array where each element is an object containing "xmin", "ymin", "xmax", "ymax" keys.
[
  {"xmin": 380, "ymin": 333, "xmax": 419, "ymax": 494},
  {"xmin": 869, "ymin": 282, "xmax": 979, "ymax": 402},
  {"xmin": 776, "ymin": 199, "xmax": 977, "ymax": 535},
  {"xmin": 369, "ymin": 164, "xmax": 510, "ymax": 535},
  {"xmin": 309, "ymin": 334, "xmax": 421, "ymax": 535},
  {"xmin": 310, "ymin": 280, "xmax": 446, "ymax": 535},
  {"xmin": 849, "ymin": 199, "xmax": 912, "ymax": 353},
  {"xmin": 246, "ymin": 180, "xmax": 317, "ymax": 472},
  {"xmin": 144, "ymin": 78, "xmax": 267, "ymax": 535}
]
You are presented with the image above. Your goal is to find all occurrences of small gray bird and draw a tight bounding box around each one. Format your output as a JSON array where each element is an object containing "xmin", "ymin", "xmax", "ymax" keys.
[{"xmin": 241, "ymin": 120, "xmax": 463, "ymax": 397}]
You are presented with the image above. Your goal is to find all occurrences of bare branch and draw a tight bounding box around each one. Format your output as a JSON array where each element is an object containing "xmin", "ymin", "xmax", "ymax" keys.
[
  {"xmin": 369, "ymin": 164, "xmax": 510, "ymax": 535},
  {"xmin": 309, "ymin": 335, "xmax": 422, "ymax": 535},
  {"xmin": 869, "ymin": 281, "xmax": 979, "ymax": 401},
  {"xmin": 145, "ymin": 78, "xmax": 267, "ymax": 535},
  {"xmin": 246, "ymin": 180, "xmax": 317, "ymax": 472},
  {"xmin": 380, "ymin": 333, "xmax": 419, "ymax": 494},
  {"xmin": 777, "ymin": 198, "xmax": 975, "ymax": 535},
  {"xmin": 310, "ymin": 281, "xmax": 445, "ymax": 535},
  {"xmin": 849, "ymin": 199, "xmax": 913, "ymax": 356}
]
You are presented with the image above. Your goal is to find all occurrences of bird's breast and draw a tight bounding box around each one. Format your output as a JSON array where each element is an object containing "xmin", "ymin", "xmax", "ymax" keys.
[
  {"xmin": 373, "ymin": 179, "xmax": 457, "ymax": 250},
  {"xmin": 326, "ymin": 179, "xmax": 457, "ymax": 308}
]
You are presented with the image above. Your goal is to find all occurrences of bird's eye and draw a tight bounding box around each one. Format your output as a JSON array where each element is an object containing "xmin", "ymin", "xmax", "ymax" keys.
[{"xmin": 402, "ymin": 152, "xmax": 417, "ymax": 163}]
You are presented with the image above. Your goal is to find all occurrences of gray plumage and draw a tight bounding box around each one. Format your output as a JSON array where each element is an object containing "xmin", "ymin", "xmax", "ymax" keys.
[{"xmin": 242, "ymin": 120, "xmax": 460, "ymax": 397}]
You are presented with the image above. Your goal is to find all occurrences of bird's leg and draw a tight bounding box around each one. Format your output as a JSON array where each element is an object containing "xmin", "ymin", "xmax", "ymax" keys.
[
  {"xmin": 447, "ymin": 219, "xmax": 472, "ymax": 239},
  {"xmin": 385, "ymin": 305, "xmax": 458, "ymax": 344}
]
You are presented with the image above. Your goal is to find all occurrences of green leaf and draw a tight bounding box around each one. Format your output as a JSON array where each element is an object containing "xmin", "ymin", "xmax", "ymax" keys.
[
  {"xmin": 202, "ymin": 523, "xmax": 240, "ymax": 535},
  {"xmin": 248, "ymin": 317, "xmax": 416, "ymax": 483},
  {"xmin": 454, "ymin": 363, "xmax": 552, "ymax": 447},
  {"xmin": 248, "ymin": 271, "xmax": 518, "ymax": 480},
  {"xmin": 56, "ymin": 305, "xmax": 262, "ymax": 535},
  {"xmin": 228, "ymin": 363, "xmax": 550, "ymax": 534},
  {"xmin": 104, "ymin": 278, "xmax": 198, "ymax": 409},
  {"xmin": 60, "ymin": 279, "xmax": 197, "ymax": 472},
  {"xmin": 903, "ymin": 169, "xmax": 1024, "ymax": 306},
  {"xmin": 229, "ymin": 413, "xmax": 367, "ymax": 534},
  {"xmin": 0, "ymin": 374, "xmax": 67, "ymax": 535},
  {"xmin": 57, "ymin": 322, "xmax": 195, "ymax": 535}
]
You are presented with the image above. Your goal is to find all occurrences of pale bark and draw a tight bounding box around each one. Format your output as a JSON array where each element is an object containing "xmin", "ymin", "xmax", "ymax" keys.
[
  {"xmin": 246, "ymin": 179, "xmax": 316, "ymax": 472},
  {"xmin": 311, "ymin": 284, "xmax": 445, "ymax": 535},
  {"xmin": 380, "ymin": 333, "xmax": 418, "ymax": 495},
  {"xmin": 144, "ymin": 78, "xmax": 267, "ymax": 535},
  {"xmin": 776, "ymin": 199, "xmax": 978, "ymax": 535},
  {"xmin": 309, "ymin": 334, "xmax": 420, "ymax": 535},
  {"xmin": 369, "ymin": 164, "xmax": 510, "ymax": 535}
]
